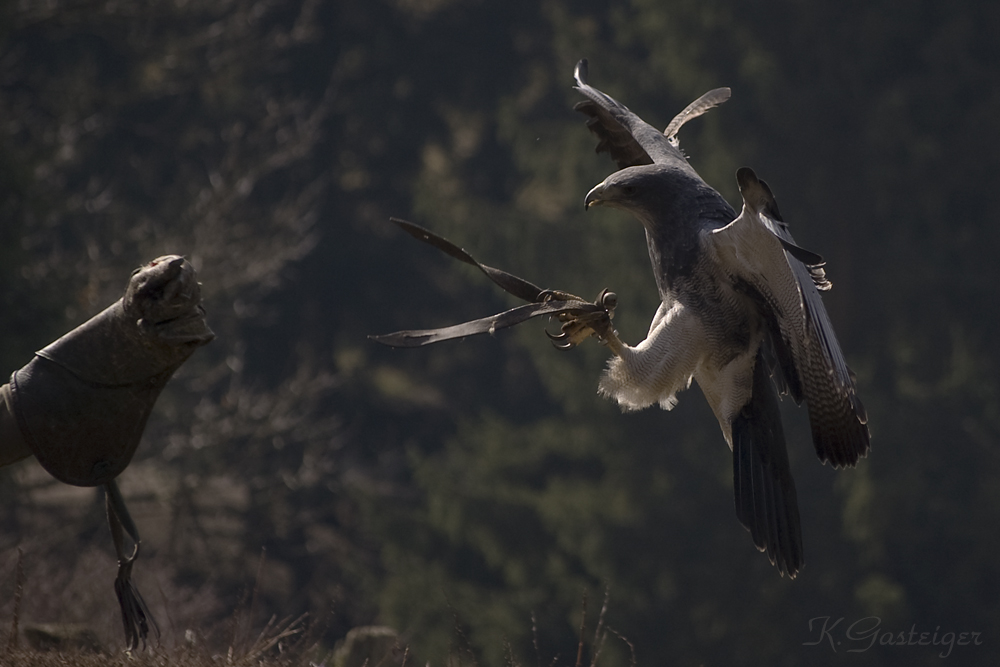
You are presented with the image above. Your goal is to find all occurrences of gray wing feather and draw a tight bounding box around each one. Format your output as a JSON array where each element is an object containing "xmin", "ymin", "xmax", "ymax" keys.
[
  {"xmin": 775, "ymin": 229, "xmax": 869, "ymax": 467},
  {"xmin": 664, "ymin": 87, "xmax": 731, "ymax": 147},
  {"xmin": 713, "ymin": 168, "xmax": 870, "ymax": 467},
  {"xmin": 749, "ymin": 175, "xmax": 832, "ymax": 291},
  {"xmin": 573, "ymin": 59, "xmax": 690, "ymax": 169}
]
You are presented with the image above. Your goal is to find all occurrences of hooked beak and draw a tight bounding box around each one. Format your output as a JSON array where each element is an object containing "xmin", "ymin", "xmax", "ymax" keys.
[{"xmin": 584, "ymin": 181, "xmax": 606, "ymax": 210}]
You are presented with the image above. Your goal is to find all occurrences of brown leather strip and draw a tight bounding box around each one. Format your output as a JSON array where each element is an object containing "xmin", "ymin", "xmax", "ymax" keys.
[
  {"xmin": 373, "ymin": 219, "xmax": 611, "ymax": 347},
  {"xmin": 105, "ymin": 480, "xmax": 160, "ymax": 651}
]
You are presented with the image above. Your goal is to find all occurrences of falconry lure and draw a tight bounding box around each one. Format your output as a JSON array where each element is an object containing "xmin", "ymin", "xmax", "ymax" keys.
[{"xmin": 1, "ymin": 256, "xmax": 214, "ymax": 648}]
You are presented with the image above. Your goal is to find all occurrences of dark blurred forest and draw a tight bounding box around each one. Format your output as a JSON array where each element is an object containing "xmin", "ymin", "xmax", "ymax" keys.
[{"xmin": 1, "ymin": 0, "xmax": 999, "ymax": 664}]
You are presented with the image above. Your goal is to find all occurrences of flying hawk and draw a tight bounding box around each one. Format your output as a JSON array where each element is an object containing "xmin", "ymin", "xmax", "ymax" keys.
[{"xmin": 555, "ymin": 60, "xmax": 870, "ymax": 578}]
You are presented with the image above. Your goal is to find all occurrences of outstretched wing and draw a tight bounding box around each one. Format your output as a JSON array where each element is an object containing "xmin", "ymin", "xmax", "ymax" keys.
[
  {"xmin": 573, "ymin": 59, "xmax": 692, "ymax": 170},
  {"xmin": 664, "ymin": 87, "xmax": 731, "ymax": 148},
  {"xmin": 709, "ymin": 167, "xmax": 870, "ymax": 468}
]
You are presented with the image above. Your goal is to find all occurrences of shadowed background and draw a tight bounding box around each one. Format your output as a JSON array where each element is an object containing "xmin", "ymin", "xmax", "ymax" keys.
[{"xmin": 1, "ymin": 0, "xmax": 999, "ymax": 664}]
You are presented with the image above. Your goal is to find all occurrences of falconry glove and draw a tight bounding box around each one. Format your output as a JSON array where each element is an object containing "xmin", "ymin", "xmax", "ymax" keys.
[{"xmin": 1, "ymin": 255, "xmax": 214, "ymax": 649}]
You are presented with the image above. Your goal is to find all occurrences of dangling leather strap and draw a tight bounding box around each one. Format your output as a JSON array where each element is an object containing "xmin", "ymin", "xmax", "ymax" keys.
[
  {"xmin": 386, "ymin": 217, "xmax": 549, "ymax": 302},
  {"xmin": 369, "ymin": 219, "xmax": 614, "ymax": 347},
  {"xmin": 105, "ymin": 480, "xmax": 160, "ymax": 651}
]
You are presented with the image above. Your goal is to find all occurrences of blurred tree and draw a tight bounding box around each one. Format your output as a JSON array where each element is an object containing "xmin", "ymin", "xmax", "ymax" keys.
[
  {"xmin": 0, "ymin": 0, "xmax": 359, "ymax": 641},
  {"xmin": 363, "ymin": 1, "xmax": 1000, "ymax": 665},
  {"xmin": 1, "ymin": 0, "xmax": 999, "ymax": 665}
]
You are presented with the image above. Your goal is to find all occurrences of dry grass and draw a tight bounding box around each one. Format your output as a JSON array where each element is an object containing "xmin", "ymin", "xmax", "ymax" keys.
[
  {"xmin": 1, "ymin": 602, "xmax": 320, "ymax": 667},
  {"xmin": 1, "ymin": 547, "xmax": 633, "ymax": 667},
  {"xmin": 0, "ymin": 546, "xmax": 325, "ymax": 667}
]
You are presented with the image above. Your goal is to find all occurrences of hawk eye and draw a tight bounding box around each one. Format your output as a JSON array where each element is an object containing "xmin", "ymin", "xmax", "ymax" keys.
[{"xmin": 621, "ymin": 185, "xmax": 638, "ymax": 196}]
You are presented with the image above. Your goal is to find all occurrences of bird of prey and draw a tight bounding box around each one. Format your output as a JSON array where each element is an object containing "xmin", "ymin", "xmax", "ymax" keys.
[{"xmin": 554, "ymin": 60, "xmax": 870, "ymax": 578}]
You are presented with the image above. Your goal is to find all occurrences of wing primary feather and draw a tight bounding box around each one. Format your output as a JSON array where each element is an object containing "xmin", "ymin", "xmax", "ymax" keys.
[
  {"xmin": 776, "ymin": 236, "xmax": 825, "ymax": 268},
  {"xmin": 664, "ymin": 87, "xmax": 731, "ymax": 146},
  {"xmin": 573, "ymin": 59, "xmax": 692, "ymax": 169},
  {"xmin": 752, "ymin": 211, "xmax": 870, "ymax": 466}
]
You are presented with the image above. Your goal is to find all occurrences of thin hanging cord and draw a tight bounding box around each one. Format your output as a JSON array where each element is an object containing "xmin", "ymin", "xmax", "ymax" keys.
[{"xmin": 105, "ymin": 480, "xmax": 160, "ymax": 651}]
